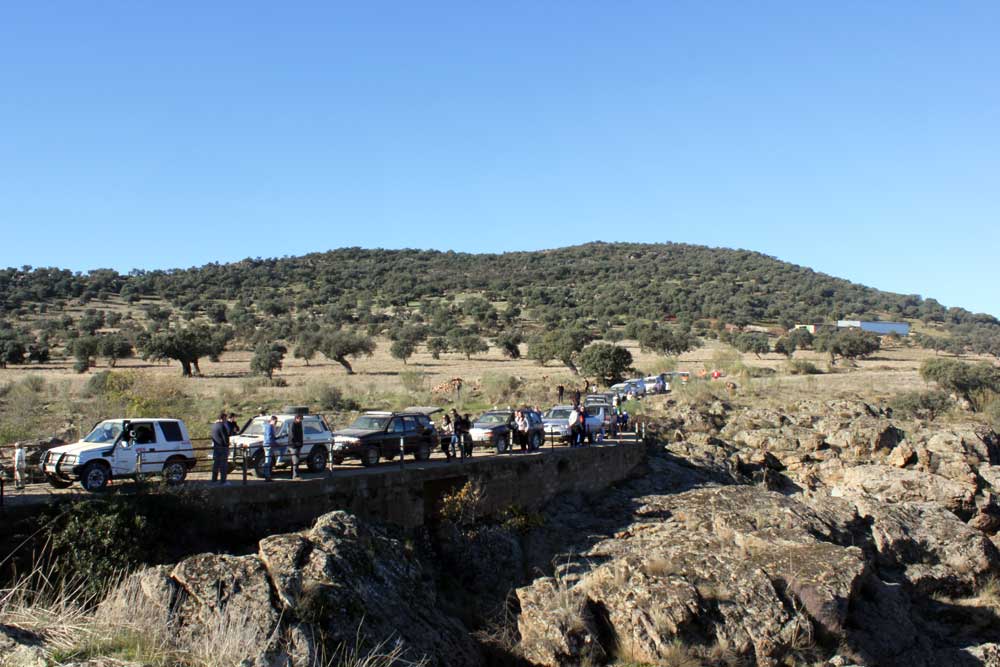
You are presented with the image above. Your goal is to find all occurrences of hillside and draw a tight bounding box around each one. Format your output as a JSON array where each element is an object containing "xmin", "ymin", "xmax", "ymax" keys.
[{"xmin": 2, "ymin": 242, "xmax": 996, "ymax": 327}]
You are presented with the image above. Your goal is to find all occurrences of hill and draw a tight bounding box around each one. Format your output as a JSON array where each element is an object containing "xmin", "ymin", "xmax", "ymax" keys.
[{"xmin": 2, "ymin": 242, "xmax": 996, "ymax": 326}]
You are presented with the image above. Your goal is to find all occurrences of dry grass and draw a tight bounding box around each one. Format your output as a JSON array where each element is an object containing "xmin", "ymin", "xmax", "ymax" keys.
[{"xmin": 1, "ymin": 563, "xmax": 428, "ymax": 667}]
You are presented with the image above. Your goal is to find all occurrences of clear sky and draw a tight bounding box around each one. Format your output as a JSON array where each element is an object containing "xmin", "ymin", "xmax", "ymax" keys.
[{"xmin": 2, "ymin": 2, "xmax": 998, "ymax": 316}]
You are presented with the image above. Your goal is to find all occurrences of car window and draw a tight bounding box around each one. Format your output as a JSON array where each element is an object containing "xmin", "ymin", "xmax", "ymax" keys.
[
  {"xmin": 544, "ymin": 409, "xmax": 572, "ymax": 420},
  {"xmin": 132, "ymin": 422, "xmax": 155, "ymax": 444},
  {"xmin": 350, "ymin": 415, "xmax": 389, "ymax": 430},
  {"xmin": 478, "ymin": 413, "xmax": 509, "ymax": 425},
  {"xmin": 84, "ymin": 420, "xmax": 123, "ymax": 444},
  {"xmin": 415, "ymin": 415, "xmax": 431, "ymax": 429},
  {"xmin": 159, "ymin": 421, "xmax": 184, "ymax": 442},
  {"xmin": 402, "ymin": 417, "xmax": 419, "ymax": 432},
  {"xmin": 388, "ymin": 418, "xmax": 405, "ymax": 434},
  {"xmin": 303, "ymin": 419, "xmax": 326, "ymax": 436}
]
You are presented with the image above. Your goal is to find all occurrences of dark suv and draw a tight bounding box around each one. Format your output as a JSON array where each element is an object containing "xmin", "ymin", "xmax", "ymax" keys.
[{"xmin": 330, "ymin": 409, "xmax": 440, "ymax": 467}]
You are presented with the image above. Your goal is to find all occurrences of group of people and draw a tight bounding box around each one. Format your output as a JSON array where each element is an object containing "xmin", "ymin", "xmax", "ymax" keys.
[
  {"xmin": 210, "ymin": 410, "xmax": 306, "ymax": 483},
  {"xmin": 439, "ymin": 409, "xmax": 473, "ymax": 460}
]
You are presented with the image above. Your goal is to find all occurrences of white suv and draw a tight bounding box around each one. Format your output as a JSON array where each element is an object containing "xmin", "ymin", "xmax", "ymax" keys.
[
  {"xmin": 229, "ymin": 412, "xmax": 332, "ymax": 477},
  {"xmin": 42, "ymin": 418, "xmax": 196, "ymax": 492}
]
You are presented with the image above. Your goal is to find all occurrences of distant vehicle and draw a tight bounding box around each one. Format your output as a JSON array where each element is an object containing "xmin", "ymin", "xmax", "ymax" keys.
[
  {"xmin": 610, "ymin": 379, "xmax": 646, "ymax": 397},
  {"xmin": 230, "ymin": 408, "xmax": 333, "ymax": 478},
  {"xmin": 330, "ymin": 408, "xmax": 440, "ymax": 467},
  {"xmin": 468, "ymin": 408, "xmax": 545, "ymax": 452},
  {"xmin": 542, "ymin": 405, "xmax": 604, "ymax": 444},
  {"xmin": 41, "ymin": 418, "xmax": 196, "ymax": 492},
  {"xmin": 583, "ymin": 394, "xmax": 618, "ymax": 433}
]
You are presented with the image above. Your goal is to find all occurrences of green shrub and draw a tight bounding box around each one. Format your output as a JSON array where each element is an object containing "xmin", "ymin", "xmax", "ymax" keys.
[
  {"xmin": 481, "ymin": 372, "xmax": 522, "ymax": 405},
  {"xmin": 889, "ymin": 390, "xmax": 952, "ymax": 421},
  {"xmin": 399, "ymin": 370, "xmax": 428, "ymax": 394},
  {"xmin": 787, "ymin": 360, "xmax": 822, "ymax": 375}
]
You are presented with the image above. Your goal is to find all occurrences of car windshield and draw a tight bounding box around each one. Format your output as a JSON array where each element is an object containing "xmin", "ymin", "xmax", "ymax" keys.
[
  {"xmin": 544, "ymin": 409, "xmax": 572, "ymax": 420},
  {"xmin": 476, "ymin": 413, "xmax": 509, "ymax": 425},
  {"xmin": 241, "ymin": 417, "xmax": 287, "ymax": 436},
  {"xmin": 83, "ymin": 421, "xmax": 124, "ymax": 444},
  {"xmin": 350, "ymin": 415, "xmax": 390, "ymax": 430}
]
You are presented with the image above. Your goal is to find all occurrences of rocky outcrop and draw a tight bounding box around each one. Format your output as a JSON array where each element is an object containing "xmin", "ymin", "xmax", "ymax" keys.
[
  {"xmin": 130, "ymin": 511, "xmax": 481, "ymax": 667},
  {"xmin": 514, "ymin": 398, "xmax": 1000, "ymax": 666}
]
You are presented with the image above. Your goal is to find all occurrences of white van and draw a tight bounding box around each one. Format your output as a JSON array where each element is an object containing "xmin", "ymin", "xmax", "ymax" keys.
[
  {"xmin": 41, "ymin": 418, "xmax": 196, "ymax": 491},
  {"xmin": 230, "ymin": 411, "xmax": 332, "ymax": 477}
]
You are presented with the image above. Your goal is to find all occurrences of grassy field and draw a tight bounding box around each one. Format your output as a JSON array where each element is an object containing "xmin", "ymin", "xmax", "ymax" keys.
[{"xmin": 0, "ymin": 329, "xmax": 963, "ymax": 447}]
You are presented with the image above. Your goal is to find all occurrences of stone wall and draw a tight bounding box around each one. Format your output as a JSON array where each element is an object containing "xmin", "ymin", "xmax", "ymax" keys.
[{"xmin": 205, "ymin": 441, "xmax": 648, "ymax": 535}]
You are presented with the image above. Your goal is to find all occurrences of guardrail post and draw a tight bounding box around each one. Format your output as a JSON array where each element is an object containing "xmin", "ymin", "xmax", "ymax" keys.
[
  {"xmin": 242, "ymin": 446, "xmax": 248, "ymax": 485},
  {"xmin": 399, "ymin": 437, "xmax": 405, "ymax": 470},
  {"xmin": 1, "ymin": 475, "xmax": 5, "ymax": 509},
  {"xmin": 136, "ymin": 451, "xmax": 143, "ymax": 484}
]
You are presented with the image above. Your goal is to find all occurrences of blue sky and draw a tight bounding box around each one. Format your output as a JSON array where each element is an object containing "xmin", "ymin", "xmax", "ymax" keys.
[{"xmin": 2, "ymin": 2, "xmax": 998, "ymax": 316}]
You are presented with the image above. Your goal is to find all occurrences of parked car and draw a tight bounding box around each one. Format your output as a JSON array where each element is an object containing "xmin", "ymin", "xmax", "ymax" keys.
[
  {"xmin": 468, "ymin": 408, "xmax": 545, "ymax": 452},
  {"xmin": 41, "ymin": 418, "xmax": 196, "ymax": 491},
  {"xmin": 610, "ymin": 379, "xmax": 646, "ymax": 398},
  {"xmin": 230, "ymin": 408, "xmax": 333, "ymax": 477},
  {"xmin": 330, "ymin": 408, "xmax": 440, "ymax": 467},
  {"xmin": 542, "ymin": 405, "xmax": 605, "ymax": 444}
]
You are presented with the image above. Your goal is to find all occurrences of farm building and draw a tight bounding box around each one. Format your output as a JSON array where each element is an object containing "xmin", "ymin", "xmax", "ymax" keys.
[{"xmin": 836, "ymin": 320, "xmax": 911, "ymax": 336}]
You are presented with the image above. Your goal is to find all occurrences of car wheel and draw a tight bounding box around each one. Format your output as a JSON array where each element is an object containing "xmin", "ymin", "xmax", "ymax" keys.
[
  {"xmin": 331, "ymin": 456, "xmax": 345, "ymax": 466},
  {"xmin": 530, "ymin": 432, "xmax": 542, "ymax": 450},
  {"xmin": 253, "ymin": 452, "xmax": 268, "ymax": 478},
  {"xmin": 307, "ymin": 446, "xmax": 328, "ymax": 472},
  {"xmin": 80, "ymin": 462, "xmax": 110, "ymax": 492},
  {"xmin": 494, "ymin": 433, "xmax": 507, "ymax": 453},
  {"xmin": 162, "ymin": 458, "xmax": 188, "ymax": 485},
  {"xmin": 46, "ymin": 474, "xmax": 73, "ymax": 489},
  {"xmin": 415, "ymin": 443, "xmax": 431, "ymax": 461},
  {"xmin": 362, "ymin": 446, "xmax": 380, "ymax": 467}
]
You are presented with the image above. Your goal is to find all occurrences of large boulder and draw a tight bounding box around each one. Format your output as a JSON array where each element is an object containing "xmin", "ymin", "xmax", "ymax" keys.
[{"xmin": 832, "ymin": 464, "xmax": 977, "ymax": 518}]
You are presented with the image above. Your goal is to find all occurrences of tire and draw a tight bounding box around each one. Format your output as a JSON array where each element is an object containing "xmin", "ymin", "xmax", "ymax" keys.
[
  {"xmin": 362, "ymin": 446, "xmax": 380, "ymax": 467},
  {"xmin": 80, "ymin": 462, "xmax": 110, "ymax": 492},
  {"xmin": 162, "ymin": 458, "xmax": 188, "ymax": 486},
  {"xmin": 253, "ymin": 452, "xmax": 268, "ymax": 478},
  {"xmin": 530, "ymin": 432, "xmax": 542, "ymax": 450},
  {"xmin": 307, "ymin": 446, "xmax": 328, "ymax": 472},
  {"xmin": 46, "ymin": 474, "xmax": 73, "ymax": 489},
  {"xmin": 494, "ymin": 433, "xmax": 507, "ymax": 453},
  {"xmin": 414, "ymin": 443, "xmax": 431, "ymax": 461},
  {"xmin": 331, "ymin": 456, "xmax": 345, "ymax": 466}
]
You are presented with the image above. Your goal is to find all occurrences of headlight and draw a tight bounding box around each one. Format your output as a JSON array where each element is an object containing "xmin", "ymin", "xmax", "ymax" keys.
[
  {"xmin": 63, "ymin": 455, "xmax": 77, "ymax": 465},
  {"xmin": 335, "ymin": 437, "xmax": 360, "ymax": 445}
]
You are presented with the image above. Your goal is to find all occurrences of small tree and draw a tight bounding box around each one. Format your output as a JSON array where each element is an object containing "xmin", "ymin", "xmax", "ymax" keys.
[
  {"xmin": 495, "ymin": 331, "xmax": 523, "ymax": 359},
  {"xmin": 734, "ymin": 332, "xmax": 771, "ymax": 359},
  {"xmin": 72, "ymin": 336, "xmax": 101, "ymax": 372},
  {"xmin": 139, "ymin": 324, "xmax": 233, "ymax": 376},
  {"xmin": 251, "ymin": 342, "xmax": 287, "ymax": 379},
  {"xmin": 529, "ymin": 328, "xmax": 591, "ymax": 373},
  {"xmin": 814, "ymin": 328, "xmax": 880, "ymax": 364},
  {"xmin": 98, "ymin": 333, "xmax": 134, "ymax": 367},
  {"xmin": 578, "ymin": 343, "xmax": 633, "ymax": 386},
  {"xmin": 319, "ymin": 329, "xmax": 376, "ymax": 374},
  {"xmin": 454, "ymin": 334, "xmax": 489, "ymax": 360},
  {"xmin": 390, "ymin": 338, "xmax": 417, "ymax": 364},
  {"xmin": 294, "ymin": 331, "xmax": 321, "ymax": 366},
  {"xmin": 427, "ymin": 337, "xmax": 449, "ymax": 359},
  {"xmin": 773, "ymin": 336, "xmax": 796, "ymax": 358}
]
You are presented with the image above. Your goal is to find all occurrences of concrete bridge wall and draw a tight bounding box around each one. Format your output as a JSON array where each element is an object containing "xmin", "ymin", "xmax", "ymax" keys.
[{"xmin": 205, "ymin": 441, "xmax": 647, "ymax": 535}]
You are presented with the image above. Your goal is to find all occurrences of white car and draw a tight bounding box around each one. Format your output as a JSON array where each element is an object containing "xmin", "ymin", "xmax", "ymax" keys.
[
  {"xmin": 42, "ymin": 418, "xmax": 196, "ymax": 492},
  {"xmin": 230, "ymin": 411, "xmax": 332, "ymax": 477}
]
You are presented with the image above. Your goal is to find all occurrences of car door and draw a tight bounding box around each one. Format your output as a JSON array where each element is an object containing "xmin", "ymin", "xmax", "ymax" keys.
[
  {"xmin": 385, "ymin": 417, "xmax": 407, "ymax": 456},
  {"xmin": 402, "ymin": 416, "xmax": 423, "ymax": 452},
  {"xmin": 113, "ymin": 421, "xmax": 152, "ymax": 475}
]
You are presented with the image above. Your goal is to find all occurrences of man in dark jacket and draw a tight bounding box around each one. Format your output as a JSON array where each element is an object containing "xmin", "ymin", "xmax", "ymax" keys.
[
  {"xmin": 210, "ymin": 411, "xmax": 231, "ymax": 484},
  {"xmin": 289, "ymin": 413, "xmax": 304, "ymax": 479}
]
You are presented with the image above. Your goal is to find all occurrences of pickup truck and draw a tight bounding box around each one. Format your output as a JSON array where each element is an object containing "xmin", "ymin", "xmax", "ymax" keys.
[{"xmin": 41, "ymin": 418, "xmax": 196, "ymax": 491}]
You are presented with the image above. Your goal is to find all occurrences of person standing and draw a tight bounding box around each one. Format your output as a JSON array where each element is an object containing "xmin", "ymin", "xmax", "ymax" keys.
[
  {"xmin": 227, "ymin": 413, "xmax": 240, "ymax": 436},
  {"xmin": 289, "ymin": 413, "xmax": 304, "ymax": 479},
  {"xmin": 210, "ymin": 412, "xmax": 230, "ymax": 484},
  {"xmin": 556, "ymin": 384, "xmax": 565, "ymax": 403},
  {"xmin": 516, "ymin": 410, "xmax": 529, "ymax": 451},
  {"xmin": 13, "ymin": 442, "xmax": 27, "ymax": 490},
  {"xmin": 568, "ymin": 405, "xmax": 580, "ymax": 448},
  {"xmin": 262, "ymin": 415, "xmax": 278, "ymax": 481}
]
